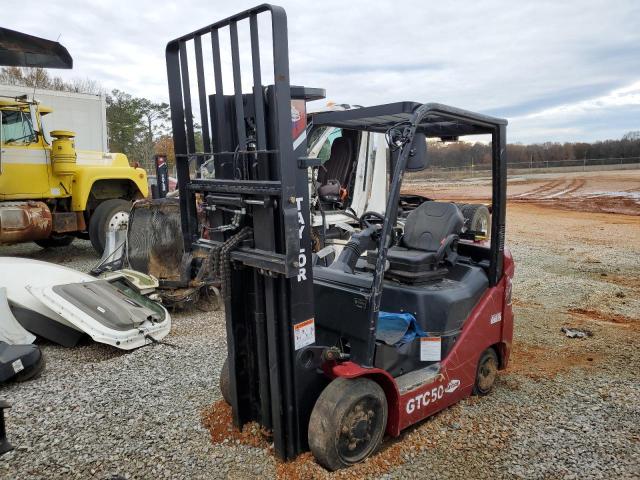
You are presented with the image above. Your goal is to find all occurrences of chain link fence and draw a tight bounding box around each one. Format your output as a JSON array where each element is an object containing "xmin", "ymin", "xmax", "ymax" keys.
[{"xmin": 411, "ymin": 157, "xmax": 640, "ymax": 179}]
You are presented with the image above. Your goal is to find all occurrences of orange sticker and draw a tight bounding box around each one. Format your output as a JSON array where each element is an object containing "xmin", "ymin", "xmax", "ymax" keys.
[{"xmin": 294, "ymin": 318, "xmax": 315, "ymax": 350}]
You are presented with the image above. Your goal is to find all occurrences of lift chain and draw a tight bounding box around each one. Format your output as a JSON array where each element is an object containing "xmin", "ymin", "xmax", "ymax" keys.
[{"xmin": 219, "ymin": 226, "xmax": 254, "ymax": 300}]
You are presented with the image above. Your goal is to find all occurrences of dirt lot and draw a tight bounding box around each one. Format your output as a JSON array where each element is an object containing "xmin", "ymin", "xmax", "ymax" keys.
[
  {"xmin": 1, "ymin": 170, "xmax": 639, "ymax": 479},
  {"xmin": 406, "ymin": 169, "xmax": 640, "ymax": 216}
]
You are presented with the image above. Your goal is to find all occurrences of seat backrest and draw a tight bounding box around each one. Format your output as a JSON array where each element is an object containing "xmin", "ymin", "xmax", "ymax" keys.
[
  {"xmin": 402, "ymin": 202, "xmax": 463, "ymax": 251},
  {"xmin": 317, "ymin": 136, "xmax": 352, "ymax": 185}
]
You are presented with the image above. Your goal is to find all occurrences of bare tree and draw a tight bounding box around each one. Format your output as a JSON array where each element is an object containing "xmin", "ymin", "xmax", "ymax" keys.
[{"xmin": 0, "ymin": 67, "xmax": 102, "ymax": 95}]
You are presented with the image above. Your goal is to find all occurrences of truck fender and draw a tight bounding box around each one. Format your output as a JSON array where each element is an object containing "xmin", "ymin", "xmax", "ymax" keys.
[{"xmin": 71, "ymin": 170, "xmax": 148, "ymax": 211}]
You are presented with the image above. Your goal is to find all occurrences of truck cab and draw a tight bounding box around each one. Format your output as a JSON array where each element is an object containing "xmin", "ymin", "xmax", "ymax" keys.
[
  {"xmin": 307, "ymin": 105, "xmax": 388, "ymax": 255},
  {"xmin": 0, "ymin": 97, "xmax": 148, "ymax": 253}
]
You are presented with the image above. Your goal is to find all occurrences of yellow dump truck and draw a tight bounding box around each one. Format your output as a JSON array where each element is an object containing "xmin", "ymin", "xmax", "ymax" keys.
[{"xmin": 0, "ymin": 97, "xmax": 148, "ymax": 253}]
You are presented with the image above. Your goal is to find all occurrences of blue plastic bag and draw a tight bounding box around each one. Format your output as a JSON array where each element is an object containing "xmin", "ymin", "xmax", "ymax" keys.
[{"xmin": 376, "ymin": 311, "xmax": 427, "ymax": 346}]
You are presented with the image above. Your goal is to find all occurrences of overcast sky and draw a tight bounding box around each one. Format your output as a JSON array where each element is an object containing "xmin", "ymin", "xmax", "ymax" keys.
[{"xmin": 5, "ymin": 0, "xmax": 639, "ymax": 143}]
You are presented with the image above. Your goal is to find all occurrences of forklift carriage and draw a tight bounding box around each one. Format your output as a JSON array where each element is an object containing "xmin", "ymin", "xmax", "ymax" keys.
[{"xmin": 166, "ymin": 4, "xmax": 514, "ymax": 470}]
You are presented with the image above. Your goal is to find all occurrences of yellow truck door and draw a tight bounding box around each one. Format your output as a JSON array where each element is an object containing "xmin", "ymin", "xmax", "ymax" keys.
[{"xmin": 0, "ymin": 108, "xmax": 50, "ymax": 199}]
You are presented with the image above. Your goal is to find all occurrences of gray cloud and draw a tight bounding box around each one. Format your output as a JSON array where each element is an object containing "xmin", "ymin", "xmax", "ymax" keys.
[{"xmin": 4, "ymin": 0, "xmax": 639, "ymax": 143}]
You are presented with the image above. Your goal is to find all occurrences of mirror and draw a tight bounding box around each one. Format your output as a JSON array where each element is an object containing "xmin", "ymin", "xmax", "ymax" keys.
[{"xmin": 406, "ymin": 132, "xmax": 428, "ymax": 171}]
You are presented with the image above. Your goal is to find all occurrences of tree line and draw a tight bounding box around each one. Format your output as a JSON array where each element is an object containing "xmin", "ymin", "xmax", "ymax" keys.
[
  {"xmin": 425, "ymin": 132, "xmax": 640, "ymax": 170},
  {"xmin": 0, "ymin": 67, "xmax": 173, "ymax": 172},
  {"xmin": 2, "ymin": 67, "xmax": 639, "ymax": 173}
]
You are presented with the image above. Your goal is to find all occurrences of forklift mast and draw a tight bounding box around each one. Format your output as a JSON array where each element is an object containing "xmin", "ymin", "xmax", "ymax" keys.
[{"xmin": 165, "ymin": 4, "xmax": 324, "ymax": 459}]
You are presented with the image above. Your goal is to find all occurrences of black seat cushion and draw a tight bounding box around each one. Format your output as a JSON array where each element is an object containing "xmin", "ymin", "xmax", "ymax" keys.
[
  {"xmin": 386, "ymin": 247, "xmax": 437, "ymax": 271},
  {"xmin": 402, "ymin": 201, "xmax": 463, "ymax": 251},
  {"xmin": 366, "ymin": 202, "xmax": 464, "ymax": 283}
]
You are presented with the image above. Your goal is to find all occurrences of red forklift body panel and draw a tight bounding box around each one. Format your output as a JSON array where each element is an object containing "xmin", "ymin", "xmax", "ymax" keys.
[{"xmin": 327, "ymin": 248, "xmax": 514, "ymax": 436}]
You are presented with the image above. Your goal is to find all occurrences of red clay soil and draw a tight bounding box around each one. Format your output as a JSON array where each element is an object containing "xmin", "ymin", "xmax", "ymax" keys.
[
  {"xmin": 201, "ymin": 400, "xmax": 508, "ymax": 479},
  {"xmin": 506, "ymin": 342, "xmax": 600, "ymax": 380},
  {"xmin": 201, "ymin": 401, "xmax": 271, "ymax": 449},
  {"xmin": 405, "ymin": 170, "xmax": 640, "ymax": 216},
  {"xmin": 201, "ymin": 400, "xmax": 408, "ymax": 479},
  {"xmin": 598, "ymin": 274, "xmax": 640, "ymax": 291},
  {"xmin": 275, "ymin": 443, "xmax": 407, "ymax": 480},
  {"xmin": 568, "ymin": 308, "xmax": 639, "ymax": 330}
]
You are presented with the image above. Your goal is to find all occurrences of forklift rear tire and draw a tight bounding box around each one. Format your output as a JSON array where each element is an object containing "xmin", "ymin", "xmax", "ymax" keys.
[
  {"xmin": 460, "ymin": 203, "xmax": 491, "ymax": 236},
  {"xmin": 89, "ymin": 199, "xmax": 132, "ymax": 255},
  {"xmin": 308, "ymin": 377, "xmax": 387, "ymax": 471},
  {"xmin": 34, "ymin": 234, "xmax": 75, "ymax": 249},
  {"xmin": 472, "ymin": 348, "xmax": 499, "ymax": 396},
  {"xmin": 219, "ymin": 357, "xmax": 231, "ymax": 405}
]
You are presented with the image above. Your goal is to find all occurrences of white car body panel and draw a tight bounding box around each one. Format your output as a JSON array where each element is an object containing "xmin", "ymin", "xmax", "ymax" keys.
[
  {"xmin": 28, "ymin": 284, "xmax": 171, "ymax": 350},
  {"xmin": 0, "ymin": 287, "xmax": 36, "ymax": 345},
  {"xmin": 0, "ymin": 257, "xmax": 94, "ymax": 332},
  {"xmin": 0, "ymin": 257, "xmax": 170, "ymax": 350}
]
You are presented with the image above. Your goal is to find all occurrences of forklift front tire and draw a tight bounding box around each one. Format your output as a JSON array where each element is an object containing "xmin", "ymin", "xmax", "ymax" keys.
[
  {"xmin": 219, "ymin": 357, "xmax": 231, "ymax": 405},
  {"xmin": 472, "ymin": 348, "xmax": 499, "ymax": 396},
  {"xmin": 308, "ymin": 377, "xmax": 387, "ymax": 471}
]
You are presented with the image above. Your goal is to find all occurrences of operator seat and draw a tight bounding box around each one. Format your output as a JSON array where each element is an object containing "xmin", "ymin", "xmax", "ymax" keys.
[
  {"xmin": 368, "ymin": 201, "xmax": 464, "ymax": 283},
  {"xmin": 317, "ymin": 137, "xmax": 353, "ymax": 203}
]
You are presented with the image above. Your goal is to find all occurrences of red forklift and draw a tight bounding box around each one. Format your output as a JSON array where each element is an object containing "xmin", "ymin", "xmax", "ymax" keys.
[{"xmin": 165, "ymin": 4, "xmax": 514, "ymax": 470}]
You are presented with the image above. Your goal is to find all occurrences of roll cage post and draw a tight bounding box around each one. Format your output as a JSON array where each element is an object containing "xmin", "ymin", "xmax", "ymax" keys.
[{"xmin": 363, "ymin": 104, "xmax": 507, "ymax": 366}]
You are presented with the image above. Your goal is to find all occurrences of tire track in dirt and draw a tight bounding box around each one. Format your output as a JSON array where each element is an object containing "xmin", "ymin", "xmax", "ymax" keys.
[
  {"xmin": 406, "ymin": 171, "xmax": 640, "ymax": 215},
  {"xmin": 512, "ymin": 180, "xmax": 565, "ymax": 199},
  {"xmin": 538, "ymin": 179, "xmax": 586, "ymax": 199}
]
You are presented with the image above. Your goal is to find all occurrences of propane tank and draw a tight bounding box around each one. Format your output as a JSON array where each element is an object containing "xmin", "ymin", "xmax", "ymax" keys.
[{"xmin": 50, "ymin": 130, "xmax": 77, "ymax": 176}]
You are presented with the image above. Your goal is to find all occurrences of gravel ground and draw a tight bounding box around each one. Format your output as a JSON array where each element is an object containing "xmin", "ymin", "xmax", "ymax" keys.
[{"xmin": 1, "ymin": 200, "xmax": 639, "ymax": 479}]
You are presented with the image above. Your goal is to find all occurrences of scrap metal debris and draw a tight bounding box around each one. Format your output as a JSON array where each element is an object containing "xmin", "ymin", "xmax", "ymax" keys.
[{"xmin": 561, "ymin": 326, "xmax": 593, "ymax": 338}]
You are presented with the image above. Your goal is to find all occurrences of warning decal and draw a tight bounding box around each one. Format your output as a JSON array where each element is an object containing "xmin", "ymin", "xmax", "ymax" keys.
[
  {"xmin": 420, "ymin": 337, "xmax": 442, "ymax": 361},
  {"xmin": 12, "ymin": 358, "xmax": 24, "ymax": 374},
  {"xmin": 294, "ymin": 318, "xmax": 315, "ymax": 350}
]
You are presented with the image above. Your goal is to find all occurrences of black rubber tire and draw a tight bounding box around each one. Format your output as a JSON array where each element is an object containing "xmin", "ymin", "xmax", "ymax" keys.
[
  {"xmin": 34, "ymin": 234, "xmax": 74, "ymax": 249},
  {"xmin": 460, "ymin": 203, "xmax": 491, "ymax": 236},
  {"xmin": 472, "ymin": 348, "xmax": 499, "ymax": 396},
  {"xmin": 14, "ymin": 351, "xmax": 46, "ymax": 383},
  {"xmin": 89, "ymin": 199, "xmax": 131, "ymax": 255},
  {"xmin": 219, "ymin": 357, "xmax": 231, "ymax": 405},
  {"xmin": 308, "ymin": 377, "xmax": 388, "ymax": 471}
]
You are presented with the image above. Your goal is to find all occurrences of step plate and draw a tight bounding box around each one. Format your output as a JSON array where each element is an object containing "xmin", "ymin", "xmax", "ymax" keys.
[{"xmin": 395, "ymin": 363, "xmax": 441, "ymax": 394}]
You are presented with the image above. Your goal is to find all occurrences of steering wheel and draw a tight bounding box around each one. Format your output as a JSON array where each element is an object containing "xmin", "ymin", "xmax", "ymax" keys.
[{"xmin": 359, "ymin": 211, "xmax": 385, "ymax": 229}]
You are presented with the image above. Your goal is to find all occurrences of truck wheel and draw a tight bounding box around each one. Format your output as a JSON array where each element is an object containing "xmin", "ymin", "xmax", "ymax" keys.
[
  {"xmin": 472, "ymin": 348, "xmax": 499, "ymax": 396},
  {"xmin": 219, "ymin": 357, "xmax": 231, "ymax": 405},
  {"xmin": 308, "ymin": 377, "xmax": 387, "ymax": 471},
  {"xmin": 34, "ymin": 234, "xmax": 74, "ymax": 248},
  {"xmin": 89, "ymin": 199, "xmax": 131, "ymax": 255},
  {"xmin": 460, "ymin": 204, "xmax": 491, "ymax": 236}
]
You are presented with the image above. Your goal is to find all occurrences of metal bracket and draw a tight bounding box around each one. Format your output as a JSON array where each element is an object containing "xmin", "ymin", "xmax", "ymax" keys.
[{"xmin": 297, "ymin": 157, "xmax": 322, "ymax": 169}]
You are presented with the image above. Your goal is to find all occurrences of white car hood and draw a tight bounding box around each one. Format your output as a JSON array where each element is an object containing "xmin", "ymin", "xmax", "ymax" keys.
[{"xmin": 0, "ymin": 257, "xmax": 171, "ymax": 350}]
